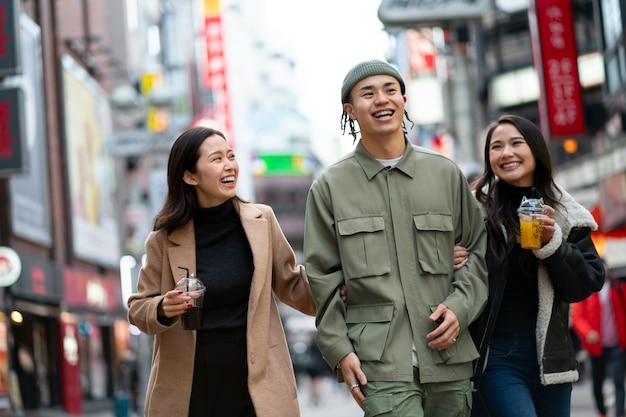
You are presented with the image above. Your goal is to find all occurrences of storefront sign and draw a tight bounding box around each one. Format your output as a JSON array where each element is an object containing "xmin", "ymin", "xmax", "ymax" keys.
[
  {"xmin": 0, "ymin": 87, "xmax": 26, "ymax": 176},
  {"xmin": 251, "ymin": 153, "xmax": 316, "ymax": 176},
  {"xmin": 0, "ymin": 0, "xmax": 20, "ymax": 76},
  {"xmin": 7, "ymin": 251, "xmax": 63, "ymax": 302},
  {"xmin": 63, "ymin": 266, "xmax": 121, "ymax": 312},
  {"xmin": 0, "ymin": 246, "xmax": 20, "ymax": 287},
  {"xmin": 529, "ymin": 0, "xmax": 586, "ymax": 138},
  {"xmin": 378, "ymin": 0, "xmax": 489, "ymax": 26}
]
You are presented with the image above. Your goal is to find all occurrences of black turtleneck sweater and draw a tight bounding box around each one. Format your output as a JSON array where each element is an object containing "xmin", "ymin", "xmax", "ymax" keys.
[
  {"xmin": 193, "ymin": 201, "xmax": 254, "ymax": 331},
  {"xmin": 494, "ymin": 184, "xmax": 540, "ymax": 334}
]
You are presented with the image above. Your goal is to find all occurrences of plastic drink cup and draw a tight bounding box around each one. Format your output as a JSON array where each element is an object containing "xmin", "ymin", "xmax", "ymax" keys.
[
  {"xmin": 517, "ymin": 196, "xmax": 547, "ymax": 250},
  {"xmin": 175, "ymin": 276, "xmax": 206, "ymax": 330}
]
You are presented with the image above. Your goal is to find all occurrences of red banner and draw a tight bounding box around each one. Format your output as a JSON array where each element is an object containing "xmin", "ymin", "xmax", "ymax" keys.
[
  {"xmin": 198, "ymin": 0, "xmax": 233, "ymax": 147},
  {"xmin": 529, "ymin": 0, "xmax": 585, "ymax": 138}
]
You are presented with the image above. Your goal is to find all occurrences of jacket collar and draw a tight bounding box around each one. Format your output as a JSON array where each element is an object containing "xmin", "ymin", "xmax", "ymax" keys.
[
  {"xmin": 166, "ymin": 201, "xmax": 266, "ymax": 246},
  {"xmin": 165, "ymin": 201, "xmax": 268, "ymax": 302},
  {"xmin": 354, "ymin": 139, "xmax": 415, "ymax": 180}
]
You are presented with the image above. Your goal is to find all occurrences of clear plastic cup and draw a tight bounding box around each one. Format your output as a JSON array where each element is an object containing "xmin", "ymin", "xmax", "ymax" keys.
[
  {"xmin": 517, "ymin": 196, "xmax": 547, "ymax": 250},
  {"xmin": 175, "ymin": 276, "xmax": 206, "ymax": 330}
]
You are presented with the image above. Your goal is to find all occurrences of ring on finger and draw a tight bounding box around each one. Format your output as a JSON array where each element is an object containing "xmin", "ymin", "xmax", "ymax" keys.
[{"xmin": 351, "ymin": 383, "xmax": 359, "ymax": 390}]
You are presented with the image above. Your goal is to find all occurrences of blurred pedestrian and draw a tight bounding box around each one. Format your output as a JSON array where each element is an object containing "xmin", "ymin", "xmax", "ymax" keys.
[
  {"xmin": 455, "ymin": 114, "xmax": 604, "ymax": 416},
  {"xmin": 304, "ymin": 59, "xmax": 488, "ymax": 416},
  {"xmin": 120, "ymin": 348, "xmax": 139, "ymax": 413},
  {"xmin": 572, "ymin": 260, "xmax": 626, "ymax": 417},
  {"xmin": 304, "ymin": 337, "xmax": 332, "ymax": 406},
  {"xmin": 128, "ymin": 127, "xmax": 315, "ymax": 417}
]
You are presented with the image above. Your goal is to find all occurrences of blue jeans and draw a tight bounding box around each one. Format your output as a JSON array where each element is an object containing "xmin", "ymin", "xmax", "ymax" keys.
[
  {"xmin": 590, "ymin": 345, "xmax": 626, "ymax": 416},
  {"xmin": 472, "ymin": 331, "xmax": 572, "ymax": 417}
]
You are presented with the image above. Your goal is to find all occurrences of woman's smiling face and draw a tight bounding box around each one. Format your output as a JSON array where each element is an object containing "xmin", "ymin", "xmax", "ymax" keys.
[
  {"xmin": 488, "ymin": 122, "xmax": 536, "ymax": 187},
  {"xmin": 183, "ymin": 134, "xmax": 238, "ymax": 208}
]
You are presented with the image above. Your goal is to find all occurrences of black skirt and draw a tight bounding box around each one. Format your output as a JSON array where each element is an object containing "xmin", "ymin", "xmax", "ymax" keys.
[{"xmin": 188, "ymin": 327, "xmax": 256, "ymax": 417}]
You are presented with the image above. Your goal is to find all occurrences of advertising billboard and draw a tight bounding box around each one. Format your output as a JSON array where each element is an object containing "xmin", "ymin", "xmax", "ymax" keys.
[
  {"xmin": 6, "ymin": 15, "xmax": 52, "ymax": 246},
  {"xmin": 61, "ymin": 55, "xmax": 121, "ymax": 267}
]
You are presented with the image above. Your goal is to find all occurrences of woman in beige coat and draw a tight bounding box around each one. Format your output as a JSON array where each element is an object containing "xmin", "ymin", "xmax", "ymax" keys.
[{"xmin": 128, "ymin": 127, "xmax": 315, "ymax": 417}]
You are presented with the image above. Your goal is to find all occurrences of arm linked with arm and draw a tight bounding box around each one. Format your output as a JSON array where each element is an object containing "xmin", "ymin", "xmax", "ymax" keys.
[
  {"xmin": 304, "ymin": 182, "xmax": 355, "ymax": 369},
  {"xmin": 267, "ymin": 206, "xmax": 316, "ymax": 316},
  {"xmin": 445, "ymin": 171, "xmax": 489, "ymax": 329}
]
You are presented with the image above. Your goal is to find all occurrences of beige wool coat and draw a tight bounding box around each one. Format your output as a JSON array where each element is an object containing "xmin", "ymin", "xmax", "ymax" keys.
[{"xmin": 128, "ymin": 202, "xmax": 315, "ymax": 417}]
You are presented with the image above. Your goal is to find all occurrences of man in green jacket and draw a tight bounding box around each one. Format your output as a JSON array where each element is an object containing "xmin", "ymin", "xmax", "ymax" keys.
[{"xmin": 303, "ymin": 59, "xmax": 488, "ymax": 416}]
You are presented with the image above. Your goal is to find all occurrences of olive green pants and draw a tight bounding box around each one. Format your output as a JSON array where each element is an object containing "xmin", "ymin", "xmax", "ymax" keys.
[{"xmin": 360, "ymin": 368, "xmax": 472, "ymax": 417}]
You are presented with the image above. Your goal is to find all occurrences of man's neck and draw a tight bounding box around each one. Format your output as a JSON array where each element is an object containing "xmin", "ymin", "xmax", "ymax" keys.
[{"xmin": 360, "ymin": 133, "xmax": 406, "ymax": 159}]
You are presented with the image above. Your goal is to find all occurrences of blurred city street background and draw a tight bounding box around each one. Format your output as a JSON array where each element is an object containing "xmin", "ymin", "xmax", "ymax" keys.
[
  {"xmin": 14, "ymin": 372, "xmax": 604, "ymax": 416},
  {"xmin": 1, "ymin": 0, "xmax": 626, "ymax": 415}
]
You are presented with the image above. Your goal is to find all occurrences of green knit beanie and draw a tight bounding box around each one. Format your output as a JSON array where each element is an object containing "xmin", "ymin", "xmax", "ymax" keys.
[{"xmin": 341, "ymin": 59, "xmax": 406, "ymax": 104}]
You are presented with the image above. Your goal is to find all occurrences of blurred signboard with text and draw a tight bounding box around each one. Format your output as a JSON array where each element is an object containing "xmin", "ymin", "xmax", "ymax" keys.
[
  {"xmin": 378, "ymin": 0, "xmax": 489, "ymax": 27},
  {"xmin": 0, "ymin": 0, "xmax": 20, "ymax": 76},
  {"xmin": 529, "ymin": 0, "xmax": 586, "ymax": 138},
  {"xmin": 0, "ymin": 87, "xmax": 26, "ymax": 176}
]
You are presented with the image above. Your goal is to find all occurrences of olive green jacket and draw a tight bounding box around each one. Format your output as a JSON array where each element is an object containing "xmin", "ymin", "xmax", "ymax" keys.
[{"xmin": 304, "ymin": 141, "xmax": 488, "ymax": 383}]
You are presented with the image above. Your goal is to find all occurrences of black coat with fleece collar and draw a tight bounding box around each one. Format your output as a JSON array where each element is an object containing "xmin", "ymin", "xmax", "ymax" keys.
[{"xmin": 470, "ymin": 186, "xmax": 605, "ymax": 389}]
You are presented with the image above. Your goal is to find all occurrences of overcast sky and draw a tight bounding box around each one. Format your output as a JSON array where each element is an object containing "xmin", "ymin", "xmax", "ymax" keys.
[
  {"xmin": 262, "ymin": 0, "xmax": 389, "ymax": 159},
  {"xmin": 260, "ymin": 0, "xmax": 531, "ymax": 161}
]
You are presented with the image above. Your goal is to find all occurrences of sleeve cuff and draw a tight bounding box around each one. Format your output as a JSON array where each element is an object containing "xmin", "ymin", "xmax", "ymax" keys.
[{"xmin": 533, "ymin": 223, "xmax": 562, "ymax": 260}]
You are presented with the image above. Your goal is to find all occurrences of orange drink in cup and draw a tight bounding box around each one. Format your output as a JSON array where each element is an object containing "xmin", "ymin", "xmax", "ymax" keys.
[{"xmin": 517, "ymin": 196, "xmax": 547, "ymax": 250}]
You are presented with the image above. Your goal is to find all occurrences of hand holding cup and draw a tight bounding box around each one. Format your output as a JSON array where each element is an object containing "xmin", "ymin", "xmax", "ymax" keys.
[
  {"xmin": 175, "ymin": 276, "xmax": 206, "ymax": 330},
  {"xmin": 517, "ymin": 196, "xmax": 548, "ymax": 250}
]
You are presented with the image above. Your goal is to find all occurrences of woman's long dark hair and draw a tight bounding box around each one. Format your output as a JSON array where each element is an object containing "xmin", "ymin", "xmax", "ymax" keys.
[
  {"xmin": 473, "ymin": 114, "xmax": 562, "ymax": 267},
  {"xmin": 153, "ymin": 126, "xmax": 238, "ymax": 233}
]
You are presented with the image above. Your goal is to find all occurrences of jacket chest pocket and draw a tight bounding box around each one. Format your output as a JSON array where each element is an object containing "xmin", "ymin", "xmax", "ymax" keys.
[
  {"xmin": 413, "ymin": 213, "xmax": 454, "ymax": 275},
  {"xmin": 337, "ymin": 216, "xmax": 391, "ymax": 279}
]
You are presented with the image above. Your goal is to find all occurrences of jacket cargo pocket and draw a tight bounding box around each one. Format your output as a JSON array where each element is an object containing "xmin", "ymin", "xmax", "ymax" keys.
[
  {"xmin": 362, "ymin": 393, "xmax": 397, "ymax": 416},
  {"xmin": 413, "ymin": 213, "xmax": 454, "ymax": 275},
  {"xmin": 337, "ymin": 216, "xmax": 390, "ymax": 278},
  {"xmin": 346, "ymin": 303, "xmax": 394, "ymax": 361}
]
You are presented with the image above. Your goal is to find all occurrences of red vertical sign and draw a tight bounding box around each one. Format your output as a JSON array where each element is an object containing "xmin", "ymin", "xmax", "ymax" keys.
[
  {"xmin": 0, "ymin": 87, "xmax": 25, "ymax": 176},
  {"xmin": 0, "ymin": 0, "xmax": 20, "ymax": 76},
  {"xmin": 197, "ymin": 0, "xmax": 234, "ymax": 147},
  {"xmin": 529, "ymin": 0, "xmax": 585, "ymax": 138}
]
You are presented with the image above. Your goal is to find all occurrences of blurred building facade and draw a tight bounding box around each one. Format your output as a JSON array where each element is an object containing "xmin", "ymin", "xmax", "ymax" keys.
[
  {"xmin": 0, "ymin": 0, "xmax": 202, "ymax": 414},
  {"xmin": 4, "ymin": 0, "xmax": 624, "ymax": 415},
  {"xmin": 0, "ymin": 0, "xmax": 317, "ymax": 414},
  {"xmin": 379, "ymin": 0, "xmax": 626, "ymax": 275}
]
